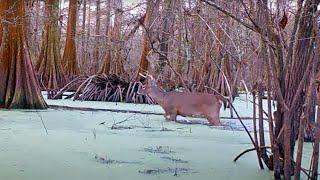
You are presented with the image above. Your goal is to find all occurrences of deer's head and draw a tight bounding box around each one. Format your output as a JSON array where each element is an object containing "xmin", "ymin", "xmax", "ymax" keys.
[{"xmin": 137, "ymin": 73, "xmax": 157, "ymax": 95}]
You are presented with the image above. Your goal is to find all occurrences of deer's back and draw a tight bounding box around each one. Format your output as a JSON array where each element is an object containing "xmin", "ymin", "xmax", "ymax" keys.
[{"xmin": 163, "ymin": 92, "xmax": 222, "ymax": 114}]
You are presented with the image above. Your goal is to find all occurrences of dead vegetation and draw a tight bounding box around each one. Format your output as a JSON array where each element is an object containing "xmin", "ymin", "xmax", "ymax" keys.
[{"xmin": 52, "ymin": 74, "xmax": 155, "ymax": 104}]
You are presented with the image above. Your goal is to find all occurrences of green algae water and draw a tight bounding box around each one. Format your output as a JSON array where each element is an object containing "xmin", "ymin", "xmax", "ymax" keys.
[
  {"xmin": 0, "ymin": 108, "xmax": 272, "ymax": 180},
  {"xmin": 0, "ymin": 103, "xmax": 314, "ymax": 180}
]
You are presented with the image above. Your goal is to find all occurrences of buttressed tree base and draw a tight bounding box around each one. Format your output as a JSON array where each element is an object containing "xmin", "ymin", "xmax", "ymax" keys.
[{"xmin": 0, "ymin": 0, "xmax": 47, "ymax": 109}]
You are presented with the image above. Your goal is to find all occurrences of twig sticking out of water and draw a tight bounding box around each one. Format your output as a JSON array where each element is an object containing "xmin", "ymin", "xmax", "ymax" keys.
[
  {"xmin": 93, "ymin": 128, "xmax": 96, "ymax": 139},
  {"xmin": 37, "ymin": 113, "xmax": 48, "ymax": 135}
]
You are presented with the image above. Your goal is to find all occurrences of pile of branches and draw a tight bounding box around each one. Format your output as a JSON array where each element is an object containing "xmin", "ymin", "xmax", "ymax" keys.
[{"xmin": 53, "ymin": 74, "xmax": 155, "ymax": 104}]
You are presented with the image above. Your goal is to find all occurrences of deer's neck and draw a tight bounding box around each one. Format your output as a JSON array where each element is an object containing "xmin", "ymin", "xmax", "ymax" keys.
[{"xmin": 149, "ymin": 87, "xmax": 166, "ymax": 104}]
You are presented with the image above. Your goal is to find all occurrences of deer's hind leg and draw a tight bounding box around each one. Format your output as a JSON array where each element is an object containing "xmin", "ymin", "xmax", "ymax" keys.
[
  {"xmin": 205, "ymin": 107, "xmax": 222, "ymax": 126},
  {"xmin": 207, "ymin": 116, "xmax": 222, "ymax": 126}
]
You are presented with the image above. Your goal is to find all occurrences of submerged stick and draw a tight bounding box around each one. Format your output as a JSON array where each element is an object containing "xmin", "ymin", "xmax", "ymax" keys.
[
  {"xmin": 49, "ymin": 105, "xmax": 261, "ymax": 120},
  {"xmin": 233, "ymin": 146, "xmax": 271, "ymax": 162}
]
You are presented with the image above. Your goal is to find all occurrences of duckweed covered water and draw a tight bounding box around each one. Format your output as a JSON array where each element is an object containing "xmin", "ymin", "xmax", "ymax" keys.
[
  {"xmin": 0, "ymin": 107, "xmax": 272, "ymax": 180},
  {"xmin": 0, "ymin": 98, "xmax": 314, "ymax": 180}
]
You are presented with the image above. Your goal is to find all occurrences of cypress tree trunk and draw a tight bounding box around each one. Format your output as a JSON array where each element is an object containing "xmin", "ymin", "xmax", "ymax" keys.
[
  {"xmin": 0, "ymin": 0, "xmax": 47, "ymax": 109},
  {"xmin": 99, "ymin": 0, "xmax": 111, "ymax": 74},
  {"xmin": 62, "ymin": 0, "xmax": 79, "ymax": 77},
  {"xmin": 136, "ymin": 0, "xmax": 160, "ymax": 81},
  {"xmin": 80, "ymin": 0, "xmax": 86, "ymax": 73},
  {"xmin": 36, "ymin": 0, "xmax": 66, "ymax": 90},
  {"xmin": 0, "ymin": 21, "xmax": 2, "ymax": 46},
  {"xmin": 92, "ymin": 0, "xmax": 100, "ymax": 74},
  {"xmin": 157, "ymin": 0, "xmax": 175, "ymax": 74},
  {"xmin": 111, "ymin": 0, "xmax": 124, "ymax": 76}
]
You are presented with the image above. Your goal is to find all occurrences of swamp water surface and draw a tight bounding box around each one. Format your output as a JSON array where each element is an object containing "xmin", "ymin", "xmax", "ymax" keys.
[{"xmin": 0, "ymin": 98, "xmax": 314, "ymax": 180}]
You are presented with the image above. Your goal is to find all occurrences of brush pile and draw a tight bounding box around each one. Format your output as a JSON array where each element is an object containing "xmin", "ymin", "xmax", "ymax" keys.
[{"xmin": 53, "ymin": 74, "xmax": 155, "ymax": 104}]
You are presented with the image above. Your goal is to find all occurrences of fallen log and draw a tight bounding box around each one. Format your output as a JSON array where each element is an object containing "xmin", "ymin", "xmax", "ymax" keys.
[{"xmin": 49, "ymin": 104, "xmax": 265, "ymax": 120}]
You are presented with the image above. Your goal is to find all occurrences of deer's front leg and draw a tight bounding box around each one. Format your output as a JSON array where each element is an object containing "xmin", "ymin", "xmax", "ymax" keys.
[
  {"xmin": 163, "ymin": 107, "xmax": 175, "ymax": 121},
  {"xmin": 164, "ymin": 112, "xmax": 170, "ymax": 120},
  {"xmin": 162, "ymin": 108, "xmax": 170, "ymax": 120},
  {"xmin": 168, "ymin": 113, "xmax": 177, "ymax": 121},
  {"xmin": 207, "ymin": 117, "xmax": 222, "ymax": 126},
  {"xmin": 164, "ymin": 112, "xmax": 176, "ymax": 121},
  {"xmin": 164, "ymin": 110, "xmax": 177, "ymax": 121},
  {"xmin": 207, "ymin": 109, "xmax": 222, "ymax": 126}
]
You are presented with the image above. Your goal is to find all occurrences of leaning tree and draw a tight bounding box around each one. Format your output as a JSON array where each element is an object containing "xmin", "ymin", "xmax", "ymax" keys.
[{"xmin": 0, "ymin": 0, "xmax": 47, "ymax": 109}]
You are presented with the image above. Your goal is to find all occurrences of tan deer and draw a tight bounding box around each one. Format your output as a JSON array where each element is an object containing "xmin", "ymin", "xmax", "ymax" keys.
[{"xmin": 138, "ymin": 74, "xmax": 227, "ymax": 126}]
